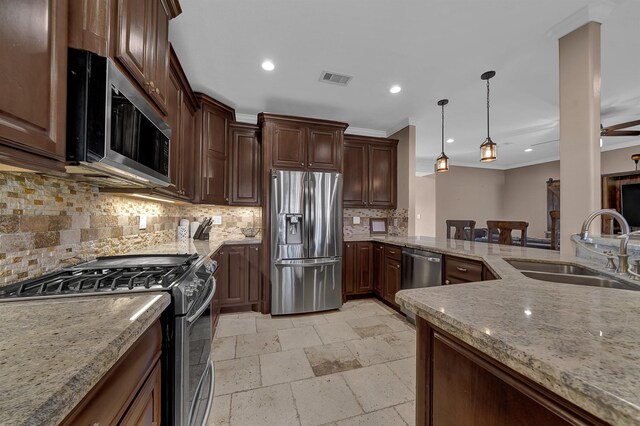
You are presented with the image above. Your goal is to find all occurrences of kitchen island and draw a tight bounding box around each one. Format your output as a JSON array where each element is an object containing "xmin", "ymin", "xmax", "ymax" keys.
[
  {"xmin": 383, "ymin": 236, "xmax": 640, "ymax": 425},
  {"xmin": 0, "ymin": 293, "xmax": 170, "ymax": 426}
]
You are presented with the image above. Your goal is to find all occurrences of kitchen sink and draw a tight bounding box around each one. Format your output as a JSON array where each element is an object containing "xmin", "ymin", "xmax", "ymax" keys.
[
  {"xmin": 506, "ymin": 259, "xmax": 598, "ymax": 276},
  {"xmin": 506, "ymin": 259, "xmax": 640, "ymax": 291}
]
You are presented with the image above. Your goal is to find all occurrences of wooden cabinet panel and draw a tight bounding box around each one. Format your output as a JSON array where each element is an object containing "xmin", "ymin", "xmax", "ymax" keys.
[
  {"xmin": 167, "ymin": 69, "xmax": 182, "ymax": 191},
  {"xmin": 147, "ymin": 0, "xmax": 170, "ymax": 113},
  {"xmin": 248, "ymin": 245, "xmax": 261, "ymax": 303},
  {"xmin": 68, "ymin": 0, "xmax": 110, "ymax": 57},
  {"xmin": 355, "ymin": 242, "xmax": 373, "ymax": 292},
  {"xmin": 180, "ymin": 99, "xmax": 196, "ymax": 199},
  {"xmin": 384, "ymin": 257, "xmax": 401, "ymax": 305},
  {"xmin": 229, "ymin": 124, "xmax": 261, "ymax": 206},
  {"xmin": 116, "ymin": 0, "xmax": 153, "ymax": 87},
  {"xmin": 119, "ymin": 361, "xmax": 162, "ymax": 426},
  {"xmin": 343, "ymin": 142, "xmax": 368, "ymax": 207},
  {"xmin": 369, "ymin": 144, "xmax": 397, "ymax": 208},
  {"xmin": 272, "ymin": 123, "xmax": 307, "ymax": 170},
  {"xmin": 417, "ymin": 319, "xmax": 602, "ymax": 426},
  {"xmin": 221, "ymin": 246, "xmax": 246, "ymax": 305},
  {"xmin": 307, "ymin": 126, "xmax": 341, "ymax": 172},
  {"xmin": 444, "ymin": 256, "xmax": 483, "ymax": 285},
  {"xmin": 343, "ymin": 242, "xmax": 356, "ymax": 295},
  {"xmin": 373, "ymin": 243, "xmax": 385, "ymax": 295},
  {"xmin": 0, "ymin": 0, "xmax": 67, "ymax": 166}
]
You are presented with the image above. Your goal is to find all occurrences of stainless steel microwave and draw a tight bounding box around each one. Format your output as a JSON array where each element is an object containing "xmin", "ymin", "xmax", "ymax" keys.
[{"xmin": 66, "ymin": 48, "xmax": 171, "ymax": 187}]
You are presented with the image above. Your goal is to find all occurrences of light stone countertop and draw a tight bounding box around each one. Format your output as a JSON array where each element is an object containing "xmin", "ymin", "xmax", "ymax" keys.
[
  {"xmin": 365, "ymin": 235, "xmax": 640, "ymax": 424},
  {"xmin": 125, "ymin": 236, "xmax": 261, "ymax": 258},
  {"xmin": 0, "ymin": 293, "xmax": 170, "ymax": 426}
]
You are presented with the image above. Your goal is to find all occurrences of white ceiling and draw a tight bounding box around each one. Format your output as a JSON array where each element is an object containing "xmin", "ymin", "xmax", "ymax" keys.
[{"xmin": 169, "ymin": 0, "xmax": 640, "ymax": 172}]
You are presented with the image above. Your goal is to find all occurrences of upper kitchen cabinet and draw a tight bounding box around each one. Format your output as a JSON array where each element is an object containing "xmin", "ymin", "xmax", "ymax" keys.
[
  {"xmin": 195, "ymin": 93, "xmax": 235, "ymax": 205},
  {"xmin": 68, "ymin": 0, "xmax": 182, "ymax": 115},
  {"xmin": 229, "ymin": 123, "xmax": 261, "ymax": 206},
  {"xmin": 258, "ymin": 113, "xmax": 347, "ymax": 173},
  {"xmin": 0, "ymin": 0, "xmax": 68, "ymax": 172},
  {"xmin": 343, "ymin": 135, "xmax": 398, "ymax": 209}
]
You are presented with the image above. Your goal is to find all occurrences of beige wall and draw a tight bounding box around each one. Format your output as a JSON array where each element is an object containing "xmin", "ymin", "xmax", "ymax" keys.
[
  {"xmin": 434, "ymin": 166, "xmax": 505, "ymax": 239},
  {"xmin": 602, "ymin": 144, "xmax": 640, "ymax": 174},
  {"xmin": 391, "ymin": 125, "xmax": 417, "ymax": 235},
  {"xmin": 414, "ymin": 174, "xmax": 436, "ymax": 236}
]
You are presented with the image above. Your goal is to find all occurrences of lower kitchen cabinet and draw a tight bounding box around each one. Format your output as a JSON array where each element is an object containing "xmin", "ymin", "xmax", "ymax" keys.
[
  {"xmin": 416, "ymin": 318, "xmax": 603, "ymax": 426},
  {"xmin": 61, "ymin": 321, "xmax": 162, "ymax": 425},
  {"xmin": 343, "ymin": 242, "xmax": 373, "ymax": 296},
  {"xmin": 383, "ymin": 245, "xmax": 402, "ymax": 308},
  {"xmin": 217, "ymin": 244, "xmax": 262, "ymax": 308},
  {"xmin": 444, "ymin": 255, "xmax": 496, "ymax": 285},
  {"xmin": 373, "ymin": 243, "xmax": 385, "ymax": 294}
]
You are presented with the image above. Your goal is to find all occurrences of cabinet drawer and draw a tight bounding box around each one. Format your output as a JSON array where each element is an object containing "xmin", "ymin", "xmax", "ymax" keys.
[
  {"xmin": 384, "ymin": 245, "xmax": 402, "ymax": 261},
  {"xmin": 445, "ymin": 256, "xmax": 483, "ymax": 284}
]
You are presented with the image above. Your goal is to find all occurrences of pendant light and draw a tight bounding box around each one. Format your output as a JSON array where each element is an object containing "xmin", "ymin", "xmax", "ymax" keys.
[
  {"xmin": 480, "ymin": 70, "xmax": 497, "ymax": 162},
  {"xmin": 435, "ymin": 99, "xmax": 450, "ymax": 173}
]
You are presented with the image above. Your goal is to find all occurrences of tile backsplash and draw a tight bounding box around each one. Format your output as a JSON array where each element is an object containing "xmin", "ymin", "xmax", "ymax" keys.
[
  {"xmin": 0, "ymin": 172, "xmax": 261, "ymax": 286},
  {"xmin": 343, "ymin": 208, "xmax": 408, "ymax": 237}
]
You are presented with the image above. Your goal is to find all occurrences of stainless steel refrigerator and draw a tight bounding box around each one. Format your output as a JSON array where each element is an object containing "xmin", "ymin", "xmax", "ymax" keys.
[{"xmin": 271, "ymin": 170, "xmax": 343, "ymax": 315}]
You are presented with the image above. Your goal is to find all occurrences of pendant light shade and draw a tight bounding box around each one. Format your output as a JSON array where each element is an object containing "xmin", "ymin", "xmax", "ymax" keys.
[
  {"xmin": 480, "ymin": 71, "xmax": 497, "ymax": 162},
  {"xmin": 435, "ymin": 99, "xmax": 450, "ymax": 173}
]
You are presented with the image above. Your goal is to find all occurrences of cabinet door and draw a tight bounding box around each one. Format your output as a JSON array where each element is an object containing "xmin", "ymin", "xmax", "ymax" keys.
[
  {"xmin": 373, "ymin": 243, "xmax": 385, "ymax": 294},
  {"xmin": 221, "ymin": 246, "xmax": 247, "ymax": 306},
  {"xmin": 444, "ymin": 256, "xmax": 483, "ymax": 285},
  {"xmin": 343, "ymin": 243, "xmax": 356, "ymax": 295},
  {"xmin": 343, "ymin": 142, "xmax": 368, "ymax": 207},
  {"xmin": 384, "ymin": 257, "xmax": 401, "ymax": 306},
  {"xmin": 0, "ymin": 0, "xmax": 67, "ymax": 164},
  {"xmin": 229, "ymin": 125, "xmax": 261, "ymax": 206},
  {"xmin": 272, "ymin": 123, "xmax": 306, "ymax": 170},
  {"xmin": 355, "ymin": 243, "xmax": 373, "ymax": 292},
  {"xmin": 119, "ymin": 361, "xmax": 162, "ymax": 426},
  {"xmin": 369, "ymin": 144, "xmax": 397, "ymax": 208},
  {"xmin": 166, "ymin": 70, "xmax": 182, "ymax": 192},
  {"xmin": 116, "ymin": 0, "xmax": 153, "ymax": 89},
  {"xmin": 307, "ymin": 126, "xmax": 342, "ymax": 172},
  {"xmin": 247, "ymin": 245, "xmax": 261, "ymax": 303},
  {"xmin": 200, "ymin": 104, "xmax": 229, "ymax": 204},
  {"xmin": 147, "ymin": 0, "xmax": 169, "ymax": 113},
  {"xmin": 180, "ymin": 101, "xmax": 196, "ymax": 199}
]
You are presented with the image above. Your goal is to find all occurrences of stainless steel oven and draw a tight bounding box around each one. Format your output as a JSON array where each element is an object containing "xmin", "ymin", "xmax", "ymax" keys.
[{"xmin": 174, "ymin": 260, "xmax": 216, "ymax": 426}]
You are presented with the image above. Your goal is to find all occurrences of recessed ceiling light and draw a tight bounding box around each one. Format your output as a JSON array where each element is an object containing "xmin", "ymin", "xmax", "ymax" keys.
[
  {"xmin": 389, "ymin": 85, "xmax": 401, "ymax": 94},
  {"xmin": 446, "ymin": 138, "xmax": 454, "ymax": 143},
  {"xmin": 524, "ymin": 148, "xmax": 533, "ymax": 152},
  {"xmin": 261, "ymin": 60, "xmax": 275, "ymax": 71}
]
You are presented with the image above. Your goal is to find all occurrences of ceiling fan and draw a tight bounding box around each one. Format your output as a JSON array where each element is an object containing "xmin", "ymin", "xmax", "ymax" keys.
[{"xmin": 600, "ymin": 119, "xmax": 640, "ymax": 137}]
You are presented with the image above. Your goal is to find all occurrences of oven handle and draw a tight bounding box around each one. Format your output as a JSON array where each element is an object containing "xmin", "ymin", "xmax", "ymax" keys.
[
  {"xmin": 186, "ymin": 276, "xmax": 216, "ymax": 324},
  {"xmin": 188, "ymin": 360, "xmax": 215, "ymax": 426}
]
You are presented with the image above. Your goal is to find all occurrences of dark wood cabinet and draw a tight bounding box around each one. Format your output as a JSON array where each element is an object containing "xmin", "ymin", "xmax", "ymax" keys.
[
  {"xmin": 343, "ymin": 135, "xmax": 398, "ymax": 208},
  {"xmin": 383, "ymin": 247, "xmax": 402, "ymax": 307},
  {"xmin": 229, "ymin": 123, "xmax": 261, "ymax": 206},
  {"xmin": 443, "ymin": 255, "xmax": 497, "ymax": 285},
  {"xmin": 272, "ymin": 121, "xmax": 307, "ymax": 170},
  {"xmin": 416, "ymin": 318, "xmax": 604, "ymax": 426},
  {"xmin": 61, "ymin": 321, "xmax": 162, "ymax": 425},
  {"xmin": 218, "ymin": 244, "xmax": 262, "ymax": 308},
  {"xmin": 0, "ymin": 0, "xmax": 68, "ymax": 171},
  {"xmin": 196, "ymin": 93, "xmax": 235, "ymax": 205},
  {"xmin": 343, "ymin": 242, "xmax": 373, "ymax": 296},
  {"xmin": 307, "ymin": 126, "xmax": 342, "ymax": 172},
  {"xmin": 116, "ymin": 0, "xmax": 170, "ymax": 113},
  {"xmin": 373, "ymin": 243, "xmax": 385, "ymax": 295}
]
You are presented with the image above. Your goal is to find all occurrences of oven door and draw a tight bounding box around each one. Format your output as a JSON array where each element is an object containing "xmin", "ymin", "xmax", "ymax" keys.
[{"xmin": 175, "ymin": 275, "xmax": 216, "ymax": 426}]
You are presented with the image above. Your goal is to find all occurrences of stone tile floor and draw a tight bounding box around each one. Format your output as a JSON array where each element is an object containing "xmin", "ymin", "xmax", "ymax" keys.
[{"xmin": 208, "ymin": 298, "xmax": 416, "ymax": 426}]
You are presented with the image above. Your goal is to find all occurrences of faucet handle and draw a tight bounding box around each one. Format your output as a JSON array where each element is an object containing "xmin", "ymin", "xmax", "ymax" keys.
[{"xmin": 604, "ymin": 251, "xmax": 617, "ymax": 271}]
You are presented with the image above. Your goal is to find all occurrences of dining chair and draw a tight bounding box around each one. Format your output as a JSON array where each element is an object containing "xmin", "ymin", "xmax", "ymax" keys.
[
  {"xmin": 486, "ymin": 220, "xmax": 529, "ymax": 247},
  {"xmin": 446, "ymin": 220, "xmax": 476, "ymax": 241}
]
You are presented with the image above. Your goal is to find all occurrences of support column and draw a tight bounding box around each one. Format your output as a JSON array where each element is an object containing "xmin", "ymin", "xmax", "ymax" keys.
[{"xmin": 559, "ymin": 22, "xmax": 601, "ymax": 255}]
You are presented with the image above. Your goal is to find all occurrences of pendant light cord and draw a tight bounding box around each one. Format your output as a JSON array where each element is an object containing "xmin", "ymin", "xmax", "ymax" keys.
[
  {"xmin": 486, "ymin": 79, "xmax": 490, "ymax": 139},
  {"xmin": 441, "ymin": 103, "xmax": 445, "ymax": 153}
]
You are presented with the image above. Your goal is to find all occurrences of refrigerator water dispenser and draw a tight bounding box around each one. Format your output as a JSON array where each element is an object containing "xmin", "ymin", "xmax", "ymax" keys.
[{"xmin": 285, "ymin": 214, "xmax": 303, "ymax": 244}]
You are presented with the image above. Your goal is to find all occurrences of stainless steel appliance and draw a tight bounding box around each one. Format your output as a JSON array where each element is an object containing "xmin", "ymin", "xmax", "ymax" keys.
[
  {"xmin": 271, "ymin": 170, "xmax": 343, "ymax": 315},
  {"xmin": 0, "ymin": 253, "xmax": 216, "ymax": 426},
  {"xmin": 66, "ymin": 48, "xmax": 171, "ymax": 188},
  {"xmin": 401, "ymin": 248, "xmax": 442, "ymax": 322}
]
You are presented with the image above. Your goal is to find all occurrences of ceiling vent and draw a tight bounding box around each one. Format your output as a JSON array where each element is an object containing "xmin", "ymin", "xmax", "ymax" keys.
[{"xmin": 319, "ymin": 71, "xmax": 352, "ymax": 86}]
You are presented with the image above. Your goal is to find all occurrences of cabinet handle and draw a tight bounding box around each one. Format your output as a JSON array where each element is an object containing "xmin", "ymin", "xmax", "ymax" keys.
[
  {"xmin": 346, "ymin": 244, "xmax": 350, "ymax": 247},
  {"xmin": 456, "ymin": 267, "xmax": 468, "ymax": 272},
  {"xmin": 300, "ymin": 162, "xmax": 304, "ymax": 166},
  {"xmin": 445, "ymin": 279, "xmax": 451, "ymax": 285},
  {"xmin": 144, "ymin": 81, "xmax": 150, "ymax": 87},
  {"xmin": 396, "ymin": 265, "xmax": 400, "ymax": 269},
  {"xmin": 152, "ymin": 87, "xmax": 160, "ymax": 94},
  {"xmin": 149, "ymin": 80, "xmax": 155, "ymax": 88},
  {"xmin": 309, "ymin": 163, "xmax": 313, "ymax": 166}
]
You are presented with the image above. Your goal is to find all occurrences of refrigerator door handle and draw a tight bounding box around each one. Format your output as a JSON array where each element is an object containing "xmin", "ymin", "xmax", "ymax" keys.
[{"xmin": 274, "ymin": 258, "xmax": 341, "ymax": 267}]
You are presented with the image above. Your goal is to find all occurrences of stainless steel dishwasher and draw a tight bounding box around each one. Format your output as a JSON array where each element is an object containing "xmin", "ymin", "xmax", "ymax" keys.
[{"xmin": 401, "ymin": 248, "xmax": 443, "ymax": 322}]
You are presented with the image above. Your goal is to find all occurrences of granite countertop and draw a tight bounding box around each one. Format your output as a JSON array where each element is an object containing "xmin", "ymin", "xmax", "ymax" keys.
[
  {"xmin": 382, "ymin": 235, "xmax": 640, "ymax": 424},
  {"xmin": 125, "ymin": 236, "xmax": 261, "ymax": 258},
  {"xmin": 0, "ymin": 293, "xmax": 170, "ymax": 426}
]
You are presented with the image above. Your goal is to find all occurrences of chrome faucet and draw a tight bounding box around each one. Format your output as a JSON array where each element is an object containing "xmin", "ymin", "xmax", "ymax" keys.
[
  {"xmin": 578, "ymin": 209, "xmax": 631, "ymax": 274},
  {"xmin": 621, "ymin": 230, "xmax": 640, "ymax": 279}
]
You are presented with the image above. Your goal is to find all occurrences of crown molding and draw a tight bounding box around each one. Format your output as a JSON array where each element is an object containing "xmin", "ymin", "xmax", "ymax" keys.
[
  {"xmin": 235, "ymin": 113, "xmax": 258, "ymax": 124},
  {"xmin": 546, "ymin": 0, "xmax": 617, "ymax": 39},
  {"xmin": 344, "ymin": 127, "xmax": 388, "ymax": 138}
]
